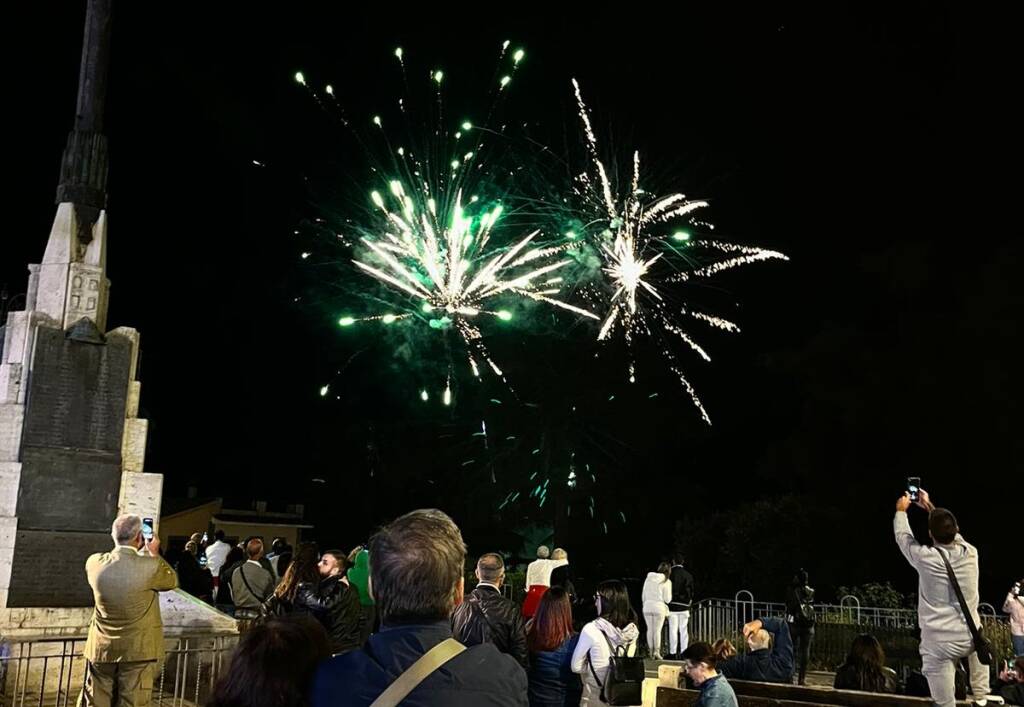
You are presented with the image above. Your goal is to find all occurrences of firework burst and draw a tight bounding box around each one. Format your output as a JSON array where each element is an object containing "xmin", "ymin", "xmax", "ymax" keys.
[
  {"xmin": 302, "ymin": 46, "xmax": 596, "ymax": 403},
  {"xmin": 571, "ymin": 79, "xmax": 788, "ymax": 423},
  {"xmin": 351, "ymin": 177, "xmax": 596, "ymax": 384}
]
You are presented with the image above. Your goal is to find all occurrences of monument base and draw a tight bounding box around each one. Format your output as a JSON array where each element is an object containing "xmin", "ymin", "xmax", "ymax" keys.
[
  {"xmin": 0, "ymin": 589, "xmax": 238, "ymax": 640},
  {"xmin": 0, "ymin": 591, "xmax": 237, "ymax": 705}
]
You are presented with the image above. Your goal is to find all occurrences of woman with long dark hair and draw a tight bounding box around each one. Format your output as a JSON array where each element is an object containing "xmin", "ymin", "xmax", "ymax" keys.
[
  {"xmin": 570, "ymin": 580, "xmax": 640, "ymax": 706},
  {"xmin": 527, "ymin": 586, "xmax": 583, "ymax": 707},
  {"xmin": 265, "ymin": 541, "xmax": 320, "ymax": 615},
  {"xmin": 833, "ymin": 634, "xmax": 899, "ymax": 693},
  {"xmin": 208, "ymin": 614, "xmax": 330, "ymax": 707}
]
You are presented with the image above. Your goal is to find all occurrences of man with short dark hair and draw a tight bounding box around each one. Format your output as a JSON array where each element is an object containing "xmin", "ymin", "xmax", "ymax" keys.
[
  {"xmin": 296, "ymin": 549, "xmax": 363, "ymax": 655},
  {"xmin": 668, "ymin": 554, "xmax": 695, "ymax": 658},
  {"xmin": 205, "ymin": 529, "xmax": 231, "ymax": 579},
  {"xmin": 312, "ymin": 509, "xmax": 527, "ymax": 706},
  {"xmin": 452, "ymin": 553, "xmax": 529, "ymax": 667},
  {"xmin": 895, "ymin": 489, "xmax": 990, "ymax": 707}
]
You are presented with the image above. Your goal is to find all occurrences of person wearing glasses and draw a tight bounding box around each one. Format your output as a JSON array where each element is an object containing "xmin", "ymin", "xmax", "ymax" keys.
[{"xmin": 681, "ymin": 642, "xmax": 738, "ymax": 707}]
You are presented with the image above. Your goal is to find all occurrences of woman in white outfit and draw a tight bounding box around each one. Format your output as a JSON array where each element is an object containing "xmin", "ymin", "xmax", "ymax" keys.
[
  {"xmin": 571, "ymin": 579, "xmax": 641, "ymax": 706},
  {"xmin": 641, "ymin": 562, "xmax": 673, "ymax": 660}
]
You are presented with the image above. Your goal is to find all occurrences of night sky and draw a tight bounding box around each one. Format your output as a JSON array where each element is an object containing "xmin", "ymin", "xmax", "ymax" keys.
[{"xmin": 6, "ymin": 4, "xmax": 1019, "ymax": 603}]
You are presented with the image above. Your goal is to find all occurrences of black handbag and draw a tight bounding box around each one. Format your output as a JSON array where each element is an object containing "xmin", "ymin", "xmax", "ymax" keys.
[
  {"xmin": 587, "ymin": 631, "xmax": 644, "ymax": 705},
  {"xmin": 936, "ymin": 548, "xmax": 993, "ymax": 666}
]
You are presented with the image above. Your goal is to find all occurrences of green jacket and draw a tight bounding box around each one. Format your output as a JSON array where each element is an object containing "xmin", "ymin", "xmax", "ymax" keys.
[{"xmin": 347, "ymin": 549, "xmax": 374, "ymax": 606}]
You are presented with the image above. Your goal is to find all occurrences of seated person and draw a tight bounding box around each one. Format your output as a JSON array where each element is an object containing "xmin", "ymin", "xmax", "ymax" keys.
[
  {"xmin": 682, "ymin": 642, "xmax": 739, "ymax": 707},
  {"xmin": 994, "ymin": 656, "xmax": 1024, "ymax": 706},
  {"xmin": 833, "ymin": 634, "xmax": 900, "ymax": 694},
  {"xmin": 718, "ymin": 618, "xmax": 793, "ymax": 684}
]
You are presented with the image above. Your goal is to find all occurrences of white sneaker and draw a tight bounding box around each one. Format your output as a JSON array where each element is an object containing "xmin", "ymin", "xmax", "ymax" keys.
[{"xmin": 971, "ymin": 696, "xmax": 1006, "ymax": 706}]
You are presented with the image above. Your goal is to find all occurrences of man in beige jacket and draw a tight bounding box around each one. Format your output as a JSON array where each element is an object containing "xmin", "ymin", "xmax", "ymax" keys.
[{"xmin": 80, "ymin": 514, "xmax": 178, "ymax": 706}]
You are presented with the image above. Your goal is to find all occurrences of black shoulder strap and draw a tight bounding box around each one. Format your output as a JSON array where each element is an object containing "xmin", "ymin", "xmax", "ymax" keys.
[
  {"xmin": 586, "ymin": 629, "xmax": 628, "ymax": 704},
  {"xmin": 935, "ymin": 547, "xmax": 983, "ymax": 642},
  {"xmin": 586, "ymin": 650, "xmax": 607, "ymax": 704},
  {"xmin": 469, "ymin": 592, "xmax": 497, "ymax": 639},
  {"xmin": 238, "ymin": 564, "xmax": 268, "ymax": 600}
]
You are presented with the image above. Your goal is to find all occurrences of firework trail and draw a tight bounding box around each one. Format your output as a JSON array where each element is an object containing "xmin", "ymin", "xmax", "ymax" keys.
[
  {"xmin": 571, "ymin": 79, "xmax": 788, "ymax": 423},
  {"xmin": 298, "ymin": 47, "xmax": 596, "ymax": 405}
]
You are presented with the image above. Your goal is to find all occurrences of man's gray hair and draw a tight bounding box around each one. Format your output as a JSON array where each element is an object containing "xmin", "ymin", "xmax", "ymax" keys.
[
  {"xmin": 536, "ymin": 545, "xmax": 550, "ymax": 559},
  {"xmin": 111, "ymin": 514, "xmax": 142, "ymax": 545},
  {"xmin": 477, "ymin": 553, "xmax": 505, "ymax": 583},
  {"xmin": 369, "ymin": 509, "xmax": 467, "ymax": 624}
]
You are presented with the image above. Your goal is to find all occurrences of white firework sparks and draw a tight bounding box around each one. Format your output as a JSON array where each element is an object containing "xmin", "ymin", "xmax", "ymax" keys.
[
  {"xmin": 312, "ymin": 43, "xmax": 596, "ymax": 402},
  {"xmin": 349, "ymin": 178, "xmax": 597, "ymax": 382},
  {"xmin": 572, "ymin": 79, "xmax": 788, "ymax": 423}
]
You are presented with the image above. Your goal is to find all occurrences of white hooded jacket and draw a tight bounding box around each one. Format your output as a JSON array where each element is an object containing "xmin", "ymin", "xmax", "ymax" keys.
[
  {"xmin": 641, "ymin": 572, "xmax": 673, "ymax": 616},
  {"xmin": 571, "ymin": 618, "xmax": 641, "ymax": 705}
]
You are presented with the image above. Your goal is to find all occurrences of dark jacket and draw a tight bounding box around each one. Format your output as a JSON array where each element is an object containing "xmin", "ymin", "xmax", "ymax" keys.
[
  {"xmin": 668, "ymin": 565, "xmax": 695, "ymax": 612},
  {"xmin": 452, "ymin": 584, "xmax": 529, "ymax": 668},
  {"xmin": 695, "ymin": 674, "xmax": 738, "ymax": 707},
  {"xmin": 785, "ymin": 584, "xmax": 815, "ymax": 628},
  {"xmin": 175, "ymin": 553, "xmax": 213, "ymax": 600},
  {"xmin": 527, "ymin": 633, "xmax": 582, "ymax": 707},
  {"xmin": 311, "ymin": 619, "xmax": 528, "ymax": 706},
  {"xmin": 991, "ymin": 676, "xmax": 1024, "ymax": 707},
  {"xmin": 296, "ymin": 575, "xmax": 363, "ymax": 654},
  {"xmin": 833, "ymin": 663, "xmax": 899, "ymax": 693},
  {"xmin": 719, "ymin": 618, "xmax": 794, "ymax": 684},
  {"xmin": 548, "ymin": 565, "xmax": 576, "ymax": 604}
]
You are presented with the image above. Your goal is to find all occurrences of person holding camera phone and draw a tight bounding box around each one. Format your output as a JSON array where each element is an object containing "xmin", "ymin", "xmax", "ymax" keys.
[
  {"xmin": 894, "ymin": 487, "xmax": 992, "ymax": 707},
  {"xmin": 80, "ymin": 515, "xmax": 178, "ymax": 707},
  {"xmin": 994, "ymin": 656, "xmax": 1024, "ymax": 706},
  {"xmin": 1004, "ymin": 579, "xmax": 1024, "ymax": 658}
]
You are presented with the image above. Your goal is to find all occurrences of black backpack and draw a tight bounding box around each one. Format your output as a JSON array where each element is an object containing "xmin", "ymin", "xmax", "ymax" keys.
[{"xmin": 587, "ymin": 631, "xmax": 644, "ymax": 705}]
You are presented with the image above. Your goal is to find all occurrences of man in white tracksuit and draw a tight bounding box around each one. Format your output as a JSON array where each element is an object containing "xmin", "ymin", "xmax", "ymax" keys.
[{"xmin": 894, "ymin": 489, "xmax": 990, "ymax": 707}]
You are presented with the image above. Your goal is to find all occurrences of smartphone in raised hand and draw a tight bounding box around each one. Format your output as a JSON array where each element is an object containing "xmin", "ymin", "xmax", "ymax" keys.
[
  {"xmin": 142, "ymin": 517, "xmax": 155, "ymax": 543},
  {"xmin": 907, "ymin": 477, "xmax": 921, "ymax": 503}
]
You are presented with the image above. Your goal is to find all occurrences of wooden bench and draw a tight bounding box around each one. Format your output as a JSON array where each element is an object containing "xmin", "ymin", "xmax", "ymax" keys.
[
  {"xmin": 654, "ymin": 685, "xmax": 977, "ymax": 707},
  {"xmin": 652, "ymin": 665, "xmax": 975, "ymax": 706}
]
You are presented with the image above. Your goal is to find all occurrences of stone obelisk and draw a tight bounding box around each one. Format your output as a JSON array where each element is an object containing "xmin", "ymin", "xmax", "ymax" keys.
[{"xmin": 0, "ymin": 0, "xmax": 161, "ymax": 609}]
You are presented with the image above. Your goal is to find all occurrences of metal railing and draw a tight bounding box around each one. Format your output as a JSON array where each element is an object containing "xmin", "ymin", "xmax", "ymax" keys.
[
  {"xmin": 0, "ymin": 635, "xmax": 235, "ymax": 707},
  {"xmin": 690, "ymin": 594, "xmax": 788, "ymax": 646},
  {"xmin": 689, "ymin": 592, "xmax": 1014, "ymax": 670}
]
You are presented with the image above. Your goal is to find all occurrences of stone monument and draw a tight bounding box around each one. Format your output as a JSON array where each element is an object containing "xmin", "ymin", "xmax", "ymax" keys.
[
  {"xmin": 0, "ymin": 2, "xmax": 235, "ymax": 662},
  {"xmin": 0, "ymin": 0, "xmax": 161, "ymax": 611}
]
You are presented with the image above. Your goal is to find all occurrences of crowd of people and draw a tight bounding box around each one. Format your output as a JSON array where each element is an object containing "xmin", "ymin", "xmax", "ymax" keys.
[
  {"xmin": 79, "ymin": 489, "xmax": 1023, "ymax": 707},
  {"xmin": 163, "ymin": 529, "xmax": 374, "ymax": 654}
]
